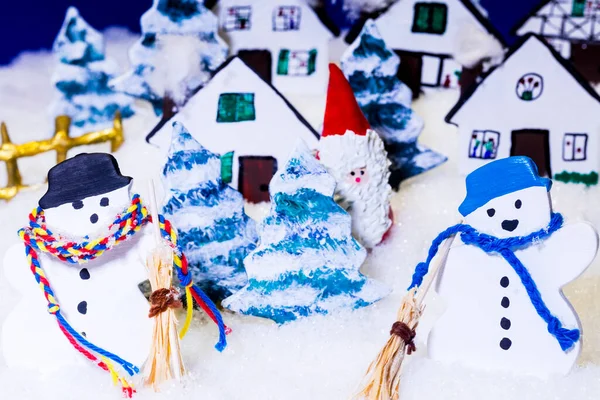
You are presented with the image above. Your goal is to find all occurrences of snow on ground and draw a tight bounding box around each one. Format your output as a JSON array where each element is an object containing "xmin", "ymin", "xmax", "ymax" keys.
[{"xmin": 1, "ymin": 30, "xmax": 600, "ymax": 400}]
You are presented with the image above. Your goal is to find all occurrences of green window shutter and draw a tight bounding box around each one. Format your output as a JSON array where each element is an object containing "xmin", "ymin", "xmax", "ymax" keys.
[
  {"xmin": 307, "ymin": 49, "xmax": 317, "ymax": 75},
  {"xmin": 220, "ymin": 151, "xmax": 234, "ymax": 183},
  {"xmin": 431, "ymin": 4, "xmax": 447, "ymax": 34},
  {"xmin": 572, "ymin": 0, "xmax": 585, "ymax": 17},
  {"xmin": 217, "ymin": 93, "xmax": 256, "ymax": 123},
  {"xmin": 413, "ymin": 4, "xmax": 431, "ymax": 32},
  {"xmin": 277, "ymin": 49, "xmax": 289, "ymax": 75},
  {"xmin": 217, "ymin": 93, "xmax": 237, "ymax": 122}
]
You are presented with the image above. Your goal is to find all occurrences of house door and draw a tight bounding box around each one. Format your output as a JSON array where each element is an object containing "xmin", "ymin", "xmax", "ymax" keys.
[
  {"xmin": 459, "ymin": 62, "xmax": 483, "ymax": 96},
  {"xmin": 238, "ymin": 50, "xmax": 273, "ymax": 84},
  {"xmin": 570, "ymin": 43, "xmax": 600, "ymax": 83},
  {"xmin": 238, "ymin": 156, "xmax": 278, "ymax": 203},
  {"xmin": 393, "ymin": 50, "xmax": 422, "ymax": 98},
  {"xmin": 510, "ymin": 129, "xmax": 551, "ymax": 177}
]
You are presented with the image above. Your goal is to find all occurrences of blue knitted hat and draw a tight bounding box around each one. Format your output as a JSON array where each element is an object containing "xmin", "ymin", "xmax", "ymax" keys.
[{"xmin": 458, "ymin": 156, "xmax": 551, "ymax": 217}]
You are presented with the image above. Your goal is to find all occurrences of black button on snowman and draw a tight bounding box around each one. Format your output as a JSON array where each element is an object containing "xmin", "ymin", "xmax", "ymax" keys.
[
  {"xmin": 499, "ymin": 276, "xmax": 511, "ymax": 350},
  {"xmin": 426, "ymin": 156, "xmax": 598, "ymax": 377},
  {"xmin": 2, "ymin": 153, "xmax": 154, "ymax": 371}
]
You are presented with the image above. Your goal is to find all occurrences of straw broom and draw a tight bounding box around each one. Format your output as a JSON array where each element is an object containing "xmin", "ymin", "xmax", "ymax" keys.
[
  {"xmin": 353, "ymin": 233, "xmax": 458, "ymax": 400},
  {"xmin": 143, "ymin": 181, "xmax": 185, "ymax": 390}
]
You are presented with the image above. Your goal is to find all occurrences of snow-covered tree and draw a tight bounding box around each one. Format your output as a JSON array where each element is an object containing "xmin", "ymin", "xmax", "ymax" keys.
[
  {"xmin": 110, "ymin": 0, "xmax": 228, "ymax": 125},
  {"xmin": 222, "ymin": 142, "xmax": 389, "ymax": 324},
  {"xmin": 341, "ymin": 19, "xmax": 446, "ymax": 189},
  {"xmin": 50, "ymin": 7, "xmax": 134, "ymax": 133},
  {"xmin": 161, "ymin": 122, "xmax": 258, "ymax": 301}
]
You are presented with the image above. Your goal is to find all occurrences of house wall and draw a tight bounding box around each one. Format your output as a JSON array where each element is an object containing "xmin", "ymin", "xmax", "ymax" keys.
[
  {"xmin": 151, "ymin": 58, "xmax": 319, "ymax": 191},
  {"xmin": 452, "ymin": 36, "xmax": 600, "ymax": 178},
  {"xmin": 375, "ymin": 0, "xmax": 492, "ymax": 88},
  {"xmin": 216, "ymin": 0, "xmax": 333, "ymax": 94}
]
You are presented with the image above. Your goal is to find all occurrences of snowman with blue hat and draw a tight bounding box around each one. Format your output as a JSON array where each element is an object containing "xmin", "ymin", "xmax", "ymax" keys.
[{"xmin": 410, "ymin": 156, "xmax": 598, "ymax": 377}]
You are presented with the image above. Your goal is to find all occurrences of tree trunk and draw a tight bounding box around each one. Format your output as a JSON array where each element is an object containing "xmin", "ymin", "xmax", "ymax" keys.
[{"xmin": 145, "ymin": 95, "xmax": 178, "ymax": 143}]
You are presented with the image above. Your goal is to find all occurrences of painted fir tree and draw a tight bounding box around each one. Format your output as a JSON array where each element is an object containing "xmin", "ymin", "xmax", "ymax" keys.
[
  {"xmin": 111, "ymin": 0, "xmax": 228, "ymax": 136},
  {"xmin": 162, "ymin": 122, "xmax": 258, "ymax": 301},
  {"xmin": 341, "ymin": 19, "xmax": 446, "ymax": 189},
  {"xmin": 222, "ymin": 142, "xmax": 390, "ymax": 324},
  {"xmin": 50, "ymin": 7, "xmax": 134, "ymax": 133}
]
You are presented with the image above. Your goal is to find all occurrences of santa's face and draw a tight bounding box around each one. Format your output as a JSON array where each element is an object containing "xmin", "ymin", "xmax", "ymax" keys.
[
  {"xmin": 464, "ymin": 186, "xmax": 551, "ymax": 238},
  {"xmin": 43, "ymin": 185, "xmax": 132, "ymax": 238},
  {"xmin": 346, "ymin": 167, "xmax": 369, "ymax": 185}
]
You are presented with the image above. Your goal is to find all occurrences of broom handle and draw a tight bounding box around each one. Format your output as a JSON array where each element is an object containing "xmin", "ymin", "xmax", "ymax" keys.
[
  {"xmin": 147, "ymin": 180, "xmax": 162, "ymax": 245},
  {"xmin": 414, "ymin": 225, "xmax": 461, "ymax": 308}
]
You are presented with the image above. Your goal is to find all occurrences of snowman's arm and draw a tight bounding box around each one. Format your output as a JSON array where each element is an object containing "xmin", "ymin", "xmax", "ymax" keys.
[
  {"xmin": 3, "ymin": 242, "xmax": 36, "ymax": 292},
  {"xmin": 542, "ymin": 222, "xmax": 599, "ymax": 286}
]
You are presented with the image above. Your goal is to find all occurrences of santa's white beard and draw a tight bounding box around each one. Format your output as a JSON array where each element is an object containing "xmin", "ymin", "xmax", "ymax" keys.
[
  {"xmin": 337, "ymin": 178, "xmax": 392, "ymax": 248},
  {"xmin": 318, "ymin": 129, "xmax": 393, "ymax": 249}
]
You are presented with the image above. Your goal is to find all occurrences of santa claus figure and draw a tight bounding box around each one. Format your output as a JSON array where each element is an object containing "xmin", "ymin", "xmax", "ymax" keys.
[{"xmin": 318, "ymin": 64, "xmax": 393, "ymax": 249}]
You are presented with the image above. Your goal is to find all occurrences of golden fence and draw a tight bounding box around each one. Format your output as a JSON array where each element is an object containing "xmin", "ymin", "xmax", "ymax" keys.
[{"xmin": 0, "ymin": 112, "xmax": 124, "ymax": 201}]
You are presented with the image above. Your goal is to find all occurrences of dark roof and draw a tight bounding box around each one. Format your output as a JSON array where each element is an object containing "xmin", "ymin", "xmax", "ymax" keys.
[
  {"xmin": 345, "ymin": 0, "xmax": 507, "ymax": 47},
  {"xmin": 510, "ymin": 0, "xmax": 550, "ymax": 35},
  {"xmin": 445, "ymin": 32, "xmax": 600, "ymax": 124}
]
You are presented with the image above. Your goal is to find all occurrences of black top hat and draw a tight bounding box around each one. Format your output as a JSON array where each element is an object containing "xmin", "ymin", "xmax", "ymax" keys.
[{"xmin": 39, "ymin": 153, "xmax": 132, "ymax": 209}]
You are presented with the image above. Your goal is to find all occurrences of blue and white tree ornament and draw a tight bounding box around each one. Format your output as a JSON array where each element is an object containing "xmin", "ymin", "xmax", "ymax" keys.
[
  {"xmin": 341, "ymin": 19, "xmax": 446, "ymax": 189},
  {"xmin": 50, "ymin": 7, "xmax": 134, "ymax": 134},
  {"xmin": 110, "ymin": 0, "xmax": 228, "ymax": 117},
  {"xmin": 161, "ymin": 122, "xmax": 258, "ymax": 301},
  {"xmin": 222, "ymin": 142, "xmax": 390, "ymax": 324}
]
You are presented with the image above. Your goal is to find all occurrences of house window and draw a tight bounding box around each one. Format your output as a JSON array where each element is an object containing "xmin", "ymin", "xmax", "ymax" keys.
[
  {"xmin": 412, "ymin": 2, "xmax": 448, "ymax": 35},
  {"xmin": 516, "ymin": 73, "xmax": 543, "ymax": 101},
  {"xmin": 277, "ymin": 49, "xmax": 317, "ymax": 76},
  {"xmin": 572, "ymin": 0, "xmax": 586, "ymax": 17},
  {"xmin": 223, "ymin": 6, "xmax": 252, "ymax": 31},
  {"xmin": 273, "ymin": 6, "xmax": 301, "ymax": 31},
  {"xmin": 217, "ymin": 93, "xmax": 255, "ymax": 123},
  {"xmin": 469, "ymin": 130, "xmax": 500, "ymax": 159},
  {"xmin": 563, "ymin": 133, "xmax": 588, "ymax": 161}
]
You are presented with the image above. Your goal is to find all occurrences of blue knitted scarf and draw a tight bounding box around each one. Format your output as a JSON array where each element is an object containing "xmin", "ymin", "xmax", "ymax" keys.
[{"xmin": 409, "ymin": 212, "xmax": 579, "ymax": 352}]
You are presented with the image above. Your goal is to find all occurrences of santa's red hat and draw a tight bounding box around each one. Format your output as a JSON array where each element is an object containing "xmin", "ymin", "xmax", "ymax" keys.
[{"xmin": 322, "ymin": 64, "xmax": 371, "ymax": 138}]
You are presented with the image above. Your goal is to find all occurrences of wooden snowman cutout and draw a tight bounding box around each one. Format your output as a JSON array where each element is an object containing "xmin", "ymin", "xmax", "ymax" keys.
[
  {"xmin": 427, "ymin": 156, "xmax": 598, "ymax": 377},
  {"xmin": 2, "ymin": 153, "xmax": 154, "ymax": 372}
]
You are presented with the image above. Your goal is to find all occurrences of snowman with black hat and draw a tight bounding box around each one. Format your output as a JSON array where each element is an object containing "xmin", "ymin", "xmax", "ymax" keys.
[{"xmin": 2, "ymin": 153, "xmax": 155, "ymax": 375}]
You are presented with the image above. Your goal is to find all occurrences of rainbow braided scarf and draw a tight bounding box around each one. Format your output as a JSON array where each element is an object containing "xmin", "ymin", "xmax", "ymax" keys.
[{"xmin": 18, "ymin": 194, "xmax": 230, "ymax": 397}]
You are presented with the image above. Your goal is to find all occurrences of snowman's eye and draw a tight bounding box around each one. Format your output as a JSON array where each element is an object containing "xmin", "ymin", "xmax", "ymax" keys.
[
  {"xmin": 72, "ymin": 200, "xmax": 84, "ymax": 210},
  {"xmin": 360, "ymin": 170, "xmax": 365, "ymax": 175},
  {"xmin": 515, "ymin": 199, "xmax": 522, "ymax": 209},
  {"xmin": 487, "ymin": 208, "xmax": 495, "ymax": 217},
  {"xmin": 350, "ymin": 171, "xmax": 355, "ymax": 176},
  {"xmin": 100, "ymin": 197, "xmax": 109, "ymax": 207}
]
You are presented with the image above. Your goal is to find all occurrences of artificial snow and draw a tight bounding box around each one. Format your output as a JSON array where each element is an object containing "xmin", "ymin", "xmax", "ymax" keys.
[{"xmin": 1, "ymin": 28, "xmax": 600, "ymax": 400}]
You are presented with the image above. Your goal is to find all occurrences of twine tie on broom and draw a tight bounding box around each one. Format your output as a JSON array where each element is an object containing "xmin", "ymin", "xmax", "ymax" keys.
[
  {"xmin": 148, "ymin": 287, "xmax": 182, "ymax": 318},
  {"xmin": 18, "ymin": 194, "xmax": 230, "ymax": 397},
  {"xmin": 390, "ymin": 322, "xmax": 416, "ymax": 356}
]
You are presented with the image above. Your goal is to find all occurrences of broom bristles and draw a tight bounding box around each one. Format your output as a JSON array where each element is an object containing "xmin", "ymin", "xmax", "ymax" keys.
[
  {"xmin": 353, "ymin": 232, "xmax": 458, "ymax": 400},
  {"xmin": 354, "ymin": 288, "xmax": 422, "ymax": 400}
]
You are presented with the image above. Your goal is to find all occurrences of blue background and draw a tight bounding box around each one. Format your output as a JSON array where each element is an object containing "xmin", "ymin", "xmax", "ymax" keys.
[{"xmin": 0, "ymin": 0, "xmax": 539, "ymax": 65}]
